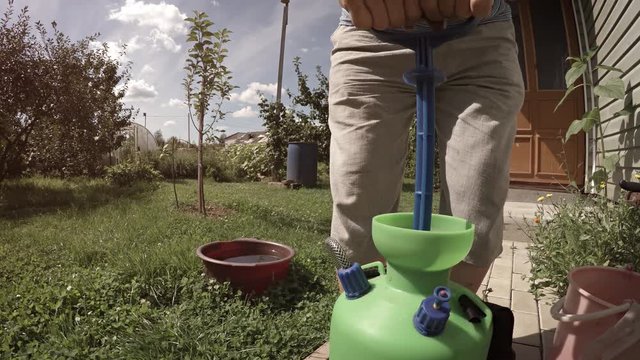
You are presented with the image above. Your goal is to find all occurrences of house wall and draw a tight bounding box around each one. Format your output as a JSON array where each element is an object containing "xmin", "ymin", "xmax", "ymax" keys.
[{"xmin": 573, "ymin": 0, "xmax": 640, "ymax": 199}]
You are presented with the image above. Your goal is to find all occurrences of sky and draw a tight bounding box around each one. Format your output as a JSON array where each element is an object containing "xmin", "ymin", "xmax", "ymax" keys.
[{"xmin": 5, "ymin": 0, "xmax": 341, "ymax": 142}]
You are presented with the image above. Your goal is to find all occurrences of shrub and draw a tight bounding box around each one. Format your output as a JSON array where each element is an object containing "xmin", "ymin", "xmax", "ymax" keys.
[
  {"xmin": 104, "ymin": 161, "xmax": 161, "ymax": 186},
  {"xmin": 524, "ymin": 194, "xmax": 640, "ymax": 299},
  {"xmin": 524, "ymin": 47, "xmax": 638, "ymax": 300},
  {"xmin": 135, "ymin": 144, "xmax": 271, "ymax": 183},
  {"xmin": 222, "ymin": 144, "xmax": 271, "ymax": 181}
]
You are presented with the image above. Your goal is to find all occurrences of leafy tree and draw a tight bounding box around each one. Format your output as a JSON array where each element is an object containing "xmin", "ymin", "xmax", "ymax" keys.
[
  {"xmin": 154, "ymin": 130, "xmax": 165, "ymax": 148},
  {"xmin": 206, "ymin": 128, "xmax": 226, "ymax": 145},
  {"xmin": 0, "ymin": 1, "xmax": 133, "ymax": 180},
  {"xmin": 258, "ymin": 57, "xmax": 329, "ymax": 181},
  {"xmin": 183, "ymin": 11, "xmax": 234, "ymax": 215},
  {"xmin": 259, "ymin": 101, "xmax": 298, "ymax": 180},
  {"xmin": 288, "ymin": 57, "xmax": 330, "ymax": 163}
]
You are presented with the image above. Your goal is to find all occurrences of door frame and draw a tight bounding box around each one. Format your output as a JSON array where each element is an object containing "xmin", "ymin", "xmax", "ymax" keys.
[{"xmin": 509, "ymin": 0, "xmax": 586, "ymax": 187}]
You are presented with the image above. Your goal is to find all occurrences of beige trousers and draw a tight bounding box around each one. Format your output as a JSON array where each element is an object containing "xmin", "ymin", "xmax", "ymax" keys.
[{"xmin": 329, "ymin": 21, "xmax": 525, "ymax": 268}]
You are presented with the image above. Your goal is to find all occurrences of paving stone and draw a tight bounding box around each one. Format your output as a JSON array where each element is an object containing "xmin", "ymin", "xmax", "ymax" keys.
[
  {"xmin": 305, "ymin": 355, "xmax": 328, "ymax": 360},
  {"xmin": 486, "ymin": 295, "xmax": 510, "ymax": 307},
  {"xmin": 541, "ymin": 330, "xmax": 556, "ymax": 360},
  {"xmin": 511, "ymin": 290, "xmax": 538, "ymax": 314},
  {"xmin": 487, "ymin": 276, "xmax": 512, "ymax": 299},
  {"xmin": 476, "ymin": 284, "xmax": 488, "ymax": 299},
  {"xmin": 538, "ymin": 290, "xmax": 560, "ymax": 305},
  {"xmin": 315, "ymin": 343, "xmax": 329, "ymax": 356},
  {"xmin": 482, "ymin": 269, "xmax": 490, "ymax": 286},
  {"xmin": 503, "ymin": 227, "xmax": 531, "ymax": 243},
  {"xmin": 513, "ymin": 343, "xmax": 542, "ymax": 360},
  {"xmin": 538, "ymin": 301, "xmax": 558, "ymax": 331},
  {"xmin": 491, "ymin": 262, "xmax": 513, "ymax": 279},
  {"xmin": 495, "ymin": 243, "xmax": 513, "ymax": 263},
  {"xmin": 305, "ymin": 342, "xmax": 329, "ymax": 360},
  {"xmin": 512, "ymin": 273, "xmax": 530, "ymax": 292},
  {"xmin": 513, "ymin": 257, "xmax": 532, "ymax": 275},
  {"xmin": 513, "ymin": 311, "xmax": 541, "ymax": 346}
]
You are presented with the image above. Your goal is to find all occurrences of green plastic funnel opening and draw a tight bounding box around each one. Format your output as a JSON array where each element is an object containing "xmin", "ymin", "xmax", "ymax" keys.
[{"xmin": 372, "ymin": 213, "xmax": 474, "ymax": 272}]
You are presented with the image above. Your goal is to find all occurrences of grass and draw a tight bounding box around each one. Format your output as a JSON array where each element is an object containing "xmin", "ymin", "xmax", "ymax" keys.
[{"xmin": 0, "ymin": 177, "xmax": 436, "ymax": 359}]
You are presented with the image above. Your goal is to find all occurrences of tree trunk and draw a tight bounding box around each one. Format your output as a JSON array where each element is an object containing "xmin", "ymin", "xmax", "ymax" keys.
[
  {"xmin": 197, "ymin": 110, "xmax": 207, "ymax": 216},
  {"xmin": 171, "ymin": 142, "xmax": 179, "ymax": 209}
]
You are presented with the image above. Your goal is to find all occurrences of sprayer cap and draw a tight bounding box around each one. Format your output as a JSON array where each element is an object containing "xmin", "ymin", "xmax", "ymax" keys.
[
  {"xmin": 337, "ymin": 263, "xmax": 371, "ymax": 299},
  {"xmin": 413, "ymin": 286, "xmax": 452, "ymax": 336}
]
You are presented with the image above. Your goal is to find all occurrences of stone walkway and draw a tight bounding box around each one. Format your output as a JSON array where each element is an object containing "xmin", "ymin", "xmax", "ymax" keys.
[{"xmin": 305, "ymin": 199, "xmax": 559, "ymax": 360}]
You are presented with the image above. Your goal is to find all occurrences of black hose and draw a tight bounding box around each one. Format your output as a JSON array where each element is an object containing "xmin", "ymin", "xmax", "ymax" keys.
[{"xmin": 620, "ymin": 180, "xmax": 640, "ymax": 192}]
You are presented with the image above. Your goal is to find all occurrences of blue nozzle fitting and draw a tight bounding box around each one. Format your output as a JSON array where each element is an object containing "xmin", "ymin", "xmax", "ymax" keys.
[
  {"xmin": 413, "ymin": 286, "xmax": 452, "ymax": 336},
  {"xmin": 337, "ymin": 263, "xmax": 371, "ymax": 300}
]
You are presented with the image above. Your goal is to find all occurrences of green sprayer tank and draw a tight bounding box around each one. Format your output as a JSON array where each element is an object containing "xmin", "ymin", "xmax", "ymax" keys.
[
  {"xmin": 328, "ymin": 213, "xmax": 493, "ymax": 359},
  {"xmin": 327, "ymin": 18, "xmax": 493, "ymax": 360}
]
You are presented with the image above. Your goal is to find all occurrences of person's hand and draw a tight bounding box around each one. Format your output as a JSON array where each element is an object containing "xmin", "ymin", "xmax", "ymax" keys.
[
  {"xmin": 339, "ymin": 0, "xmax": 494, "ymax": 30},
  {"xmin": 418, "ymin": 0, "xmax": 493, "ymax": 25},
  {"xmin": 339, "ymin": 0, "xmax": 423, "ymax": 30}
]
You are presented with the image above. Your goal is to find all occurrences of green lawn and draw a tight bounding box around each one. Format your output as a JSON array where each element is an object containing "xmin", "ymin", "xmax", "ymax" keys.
[{"xmin": 0, "ymin": 177, "xmax": 434, "ymax": 359}]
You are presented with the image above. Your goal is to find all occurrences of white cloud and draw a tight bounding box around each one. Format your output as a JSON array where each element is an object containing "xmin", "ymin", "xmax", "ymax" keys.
[
  {"xmin": 109, "ymin": 0, "xmax": 187, "ymax": 35},
  {"xmin": 162, "ymin": 98, "xmax": 187, "ymax": 108},
  {"xmin": 211, "ymin": 0, "xmax": 220, "ymax": 6},
  {"xmin": 163, "ymin": 120, "xmax": 176, "ymax": 127},
  {"xmin": 301, "ymin": 48, "xmax": 309, "ymax": 53},
  {"xmin": 109, "ymin": 0, "xmax": 185, "ymax": 54},
  {"xmin": 148, "ymin": 28, "xmax": 181, "ymax": 52},
  {"xmin": 124, "ymin": 79, "xmax": 158, "ymax": 101},
  {"xmin": 127, "ymin": 36, "xmax": 143, "ymax": 52},
  {"xmin": 230, "ymin": 82, "xmax": 278, "ymax": 105},
  {"xmin": 232, "ymin": 106, "xmax": 258, "ymax": 118},
  {"xmin": 140, "ymin": 64, "xmax": 154, "ymax": 74}
]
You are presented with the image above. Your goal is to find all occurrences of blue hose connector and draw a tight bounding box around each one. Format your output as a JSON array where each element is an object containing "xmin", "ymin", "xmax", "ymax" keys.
[
  {"xmin": 413, "ymin": 286, "xmax": 452, "ymax": 336},
  {"xmin": 337, "ymin": 263, "xmax": 371, "ymax": 299}
]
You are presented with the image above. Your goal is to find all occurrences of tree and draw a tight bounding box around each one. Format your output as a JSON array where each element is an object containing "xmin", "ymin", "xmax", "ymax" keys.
[
  {"xmin": 258, "ymin": 57, "xmax": 329, "ymax": 181},
  {"xmin": 183, "ymin": 11, "xmax": 234, "ymax": 215},
  {"xmin": 288, "ymin": 57, "xmax": 329, "ymax": 163},
  {"xmin": 0, "ymin": 1, "xmax": 134, "ymax": 180},
  {"xmin": 160, "ymin": 138, "xmax": 179, "ymax": 209},
  {"xmin": 154, "ymin": 129, "xmax": 165, "ymax": 148}
]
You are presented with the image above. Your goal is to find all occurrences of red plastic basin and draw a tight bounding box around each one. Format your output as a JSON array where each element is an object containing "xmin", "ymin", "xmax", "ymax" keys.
[{"xmin": 196, "ymin": 238, "xmax": 295, "ymax": 295}]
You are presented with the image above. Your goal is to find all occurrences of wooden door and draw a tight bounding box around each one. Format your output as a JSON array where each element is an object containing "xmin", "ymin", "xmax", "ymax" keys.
[{"xmin": 508, "ymin": 0, "xmax": 585, "ymax": 186}]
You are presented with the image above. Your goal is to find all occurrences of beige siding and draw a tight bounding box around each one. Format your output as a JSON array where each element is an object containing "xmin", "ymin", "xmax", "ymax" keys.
[{"xmin": 576, "ymin": 0, "xmax": 640, "ymax": 198}]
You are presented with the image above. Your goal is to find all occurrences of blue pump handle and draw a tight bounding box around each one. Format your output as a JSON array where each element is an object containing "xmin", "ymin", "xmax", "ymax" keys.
[
  {"xmin": 373, "ymin": 17, "xmax": 478, "ymax": 50},
  {"xmin": 375, "ymin": 18, "xmax": 477, "ymax": 230}
]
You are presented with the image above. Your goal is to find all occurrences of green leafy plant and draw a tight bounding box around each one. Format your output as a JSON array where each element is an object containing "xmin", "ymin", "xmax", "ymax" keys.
[
  {"xmin": 557, "ymin": 46, "xmax": 630, "ymax": 195},
  {"xmin": 525, "ymin": 48, "xmax": 640, "ymax": 299},
  {"xmin": 525, "ymin": 195, "xmax": 640, "ymax": 299},
  {"xmin": 183, "ymin": 11, "xmax": 235, "ymax": 215},
  {"xmin": 223, "ymin": 143, "xmax": 271, "ymax": 181},
  {"xmin": 104, "ymin": 161, "xmax": 161, "ymax": 187}
]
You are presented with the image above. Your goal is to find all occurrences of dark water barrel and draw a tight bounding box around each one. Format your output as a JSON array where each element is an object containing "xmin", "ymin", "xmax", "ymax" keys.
[{"xmin": 286, "ymin": 142, "xmax": 318, "ymax": 187}]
